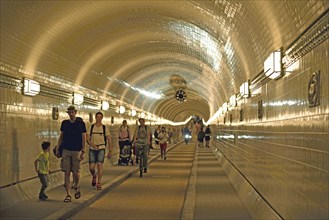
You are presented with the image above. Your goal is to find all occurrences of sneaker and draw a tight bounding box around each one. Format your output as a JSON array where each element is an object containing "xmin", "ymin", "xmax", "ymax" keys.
[
  {"xmin": 91, "ymin": 175, "xmax": 96, "ymax": 187},
  {"xmin": 96, "ymin": 183, "xmax": 102, "ymax": 190},
  {"xmin": 143, "ymin": 168, "xmax": 147, "ymax": 173}
]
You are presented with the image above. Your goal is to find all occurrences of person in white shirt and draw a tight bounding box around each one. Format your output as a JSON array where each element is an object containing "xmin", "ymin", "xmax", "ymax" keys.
[
  {"xmin": 158, "ymin": 127, "xmax": 169, "ymax": 160},
  {"xmin": 86, "ymin": 112, "xmax": 112, "ymax": 190}
]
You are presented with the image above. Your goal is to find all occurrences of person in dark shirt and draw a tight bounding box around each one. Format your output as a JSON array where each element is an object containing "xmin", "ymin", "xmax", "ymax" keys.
[
  {"xmin": 56, "ymin": 106, "xmax": 86, "ymax": 202},
  {"xmin": 205, "ymin": 125, "xmax": 211, "ymax": 148}
]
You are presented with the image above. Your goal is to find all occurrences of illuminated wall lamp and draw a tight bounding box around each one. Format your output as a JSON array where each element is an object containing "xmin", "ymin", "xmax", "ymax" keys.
[
  {"xmin": 101, "ymin": 101, "xmax": 109, "ymax": 110},
  {"xmin": 119, "ymin": 106, "xmax": 125, "ymax": 114},
  {"xmin": 131, "ymin": 109, "xmax": 137, "ymax": 117},
  {"xmin": 22, "ymin": 78, "xmax": 40, "ymax": 96},
  {"xmin": 240, "ymin": 80, "xmax": 250, "ymax": 98},
  {"xmin": 140, "ymin": 112, "xmax": 145, "ymax": 118},
  {"xmin": 264, "ymin": 49, "xmax": 282, "ymax": 80},
  {"xmin": 230, "ymin": 94, "xmax": 237, "ymax": 107},
  {"xmin": 73, "ymin": 92, "xmax": 84, "ymax": 105}
]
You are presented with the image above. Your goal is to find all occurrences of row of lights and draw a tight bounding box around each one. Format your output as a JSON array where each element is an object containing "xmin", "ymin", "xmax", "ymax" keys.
[
  {"xmin": 23, "ymin": 49, "xmax": 283, "ymax": 125},
  {"xmin": 22, "ymin": 78, "xmax": 160, "ymax": 121},
  {"xmin": 206, "ymin": 49, "xmax": 283, "ymax": 125}
]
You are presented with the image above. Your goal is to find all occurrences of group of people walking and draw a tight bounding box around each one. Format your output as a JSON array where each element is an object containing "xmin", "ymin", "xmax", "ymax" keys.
[
  {"xmin": 197, "ymin": 125, "xmax": 212, "ymax": 148},
  {"xmin": 34, "ymin": 105, "xmax": 173, "ymax": 202},
  {"xmin": 34, "ymin": 106, "xmax": 212, "ymax": 202}
]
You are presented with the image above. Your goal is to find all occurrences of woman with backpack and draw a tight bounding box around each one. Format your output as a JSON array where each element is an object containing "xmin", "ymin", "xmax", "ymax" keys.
[{"xmin": 87, "ymin": 112, "xmax": 112, "ymax": 191}]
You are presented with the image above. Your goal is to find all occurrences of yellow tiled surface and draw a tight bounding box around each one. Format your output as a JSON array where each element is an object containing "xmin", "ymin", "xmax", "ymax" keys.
[{"xmin": 0, "ymin": 1, "xmax": 328, "ymax": 219}]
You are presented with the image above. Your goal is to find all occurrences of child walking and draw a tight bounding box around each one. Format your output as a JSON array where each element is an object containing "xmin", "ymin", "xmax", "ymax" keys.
[{"xmin": 34, "ymin": 141, "xmax": 51, "ymax": 200}]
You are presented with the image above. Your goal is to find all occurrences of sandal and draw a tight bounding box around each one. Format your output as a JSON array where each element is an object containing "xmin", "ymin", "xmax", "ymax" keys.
[
  {"xmin": 74, "ymin": 187, "xmax": 81, "ymax": 199},
  {"xmin": 96, "ymin": 183, "xmax": 102, "ymax": 190},
  {"xmin": 64, "ymin": 195, "xmax": 71, "ymax": 202}
]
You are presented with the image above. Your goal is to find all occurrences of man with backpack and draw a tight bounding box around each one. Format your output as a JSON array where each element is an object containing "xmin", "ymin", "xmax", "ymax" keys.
[
  {"xmin": 86, "ymin": 112, "xmax": 112, "ymax": 190},
  {"xmin": 197, "ymin": 126, "xmax": 205, "ymax": 148},
  {"xmin": 133, "ymin": 118, "xmax": 151, "ymax": 173}
]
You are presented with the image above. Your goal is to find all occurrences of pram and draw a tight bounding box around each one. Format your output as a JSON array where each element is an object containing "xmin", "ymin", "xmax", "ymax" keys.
[{"xmin": 118, "ymin": 142, "xmax": 134, "ymax": 165}]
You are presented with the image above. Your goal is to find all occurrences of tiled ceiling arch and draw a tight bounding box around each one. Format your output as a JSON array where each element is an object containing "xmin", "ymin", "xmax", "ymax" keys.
[{"xmin": 1, "ymin": 0, "xmax": 328, "ymax": 122}]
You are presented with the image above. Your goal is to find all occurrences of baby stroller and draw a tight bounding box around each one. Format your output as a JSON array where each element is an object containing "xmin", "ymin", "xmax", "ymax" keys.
[{"xmin": 118, "ymin": 142, "xmax": 134, "ymax": 165}]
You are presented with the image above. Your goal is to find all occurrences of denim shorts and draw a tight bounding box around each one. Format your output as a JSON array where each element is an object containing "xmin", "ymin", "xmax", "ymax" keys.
[{"xmin": 89, "ymin": 149, "xmax": 105, "ymax": 164}]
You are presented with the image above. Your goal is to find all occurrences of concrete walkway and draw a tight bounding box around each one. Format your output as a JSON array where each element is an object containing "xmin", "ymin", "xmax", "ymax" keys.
[{"xmin": 1, "ymin": 143, "xmax": 251, "ymax": 220}]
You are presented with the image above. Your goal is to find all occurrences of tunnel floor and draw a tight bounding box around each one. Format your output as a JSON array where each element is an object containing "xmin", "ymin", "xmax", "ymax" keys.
[{"xmin": 1, "ymin": 143, "xmax": 251, "ymax": 220}]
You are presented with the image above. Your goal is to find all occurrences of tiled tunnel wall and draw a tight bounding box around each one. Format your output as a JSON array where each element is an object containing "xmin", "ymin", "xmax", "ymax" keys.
[
  {"xmin": 212, "ymin": 39, "xmax": 328, "ymax": 219},
  {"xmin": 0, "ymin": 6, "xmax": 328, "ymax": 220}
]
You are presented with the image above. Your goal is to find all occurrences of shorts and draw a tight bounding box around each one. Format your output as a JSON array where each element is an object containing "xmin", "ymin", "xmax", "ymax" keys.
[
  {"xmin": 61, "ymin": 149, "xmax": 81, "ymax": 172},
  {"xmin": 89, "ymin": 148, "xmax": 105, "ymax": 163}
]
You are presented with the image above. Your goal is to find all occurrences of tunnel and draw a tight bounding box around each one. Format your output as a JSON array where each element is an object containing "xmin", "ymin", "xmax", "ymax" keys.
[{"xmin": 0, "ymin": 1, "xmax": 328, "ymax": 220}]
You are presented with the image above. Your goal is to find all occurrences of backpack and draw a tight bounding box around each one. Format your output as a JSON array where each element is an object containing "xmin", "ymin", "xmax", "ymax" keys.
[
  {"xmin": 136, "ymin": 125, "xmax": 152, "ymax": 141},
  {"xmin": 198, "ymin": 131, "xmax": 205, "ymax": 140},
  {"xmin": 90, "ymin": 124, "xmax": 107, "ymax": 146}
]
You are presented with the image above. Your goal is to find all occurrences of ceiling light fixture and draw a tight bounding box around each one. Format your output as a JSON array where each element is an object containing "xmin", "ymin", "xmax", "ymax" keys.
[{"xmin": 175, "ymin": 89, "xmax": 186, "ymax": 102}]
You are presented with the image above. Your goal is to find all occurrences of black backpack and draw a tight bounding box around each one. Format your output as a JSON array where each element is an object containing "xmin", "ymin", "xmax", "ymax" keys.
[
  {"xmin": 90, "ymin": 124, "xmax": 107, "ymax": 146},
  {"xmin": 198, "ymin": 131, "xmax": 205, "ymax": 140}
]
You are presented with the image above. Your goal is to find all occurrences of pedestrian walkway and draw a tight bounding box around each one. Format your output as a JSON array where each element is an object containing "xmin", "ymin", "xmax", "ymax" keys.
[
  {"xmin": 1, "ymin": 143, "xmax": 252, "ymax": 220},
  {"xmin": 70, "ymin": 144, "xmax": 251, "ymax": 220}
]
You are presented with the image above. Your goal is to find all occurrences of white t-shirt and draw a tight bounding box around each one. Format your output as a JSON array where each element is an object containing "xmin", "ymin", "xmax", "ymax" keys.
[{"xmin": 158, "ymin": 132, "xmax": 169, "ymax": 144}]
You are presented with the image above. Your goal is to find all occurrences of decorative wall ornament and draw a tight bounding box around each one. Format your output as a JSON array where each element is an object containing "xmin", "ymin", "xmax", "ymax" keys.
[
  {"xmin": 89, "ymin": 113, "xmax": 93, "ymax": 123},
  {"xmin": 52, "ymin": 107, "xmax": 59, "ymax": 120},
  {"xmin": 258, "ymin": 100, "xmax": 263, "ymax": 120},
  {"xmin": 308, "ymin": 71, "xmax": 321, "ymax": 107}
]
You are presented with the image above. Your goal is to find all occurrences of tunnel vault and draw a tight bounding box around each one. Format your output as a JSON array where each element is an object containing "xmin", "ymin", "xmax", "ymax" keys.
[{"xmin": 0, "ymin": 1, "xmax": 328, "ymax": 122}]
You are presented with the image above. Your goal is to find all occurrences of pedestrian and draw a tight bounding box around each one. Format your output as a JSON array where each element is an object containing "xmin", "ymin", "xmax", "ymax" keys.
[
  {"xmin": 205, "ymin": 125, "xmax": 211, "ymax": 148},
  {"xmin": 56, "ymin": 105, "xmax": 87, "ymax": 202},
  {"xmin": 197, "ymin": 126, "xmax": 205, "ymax": 147},
  {"xmin": 118, "ymin": 119, "xmax": 131, "ymax": 152},
  {"xmin": 158, "ymin": 127, "xmax": 169, "ymax": 160},
  {"xmin": 167, "ymin": 128, "xmax": 172, "ymax": 144},
  {"xmin": 133, "ymin": 118, "xmax": 151, "ymax": 173},
  {"xmin": 154, "ymin": 125, "xmax": 161, "ymax": 150},
  {"xmin": 34, "ymin": 141, "xmax": 51, "ymax": 200},
  {"xmin": 87, "ymin": 112, "xmax": 112, "ymax": 190}
]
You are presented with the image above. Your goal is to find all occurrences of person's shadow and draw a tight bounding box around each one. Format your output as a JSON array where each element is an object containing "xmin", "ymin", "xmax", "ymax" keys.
[{"xmin": 12, "ymin": 128, "xmax": 19, "ymax": 184}]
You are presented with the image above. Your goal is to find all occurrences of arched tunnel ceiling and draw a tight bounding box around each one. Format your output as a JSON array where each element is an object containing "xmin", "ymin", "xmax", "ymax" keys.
[{"xmin": 1, "ymin": 1, "xmax": 328, "ymax": 122}]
